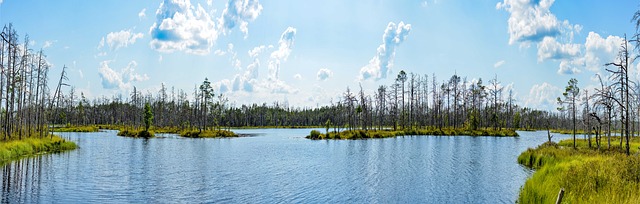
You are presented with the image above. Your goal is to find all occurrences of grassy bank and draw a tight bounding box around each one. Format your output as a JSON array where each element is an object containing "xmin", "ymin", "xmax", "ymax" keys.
[
  {"xmin": 517, "ymin": 137, "xmax": 640, "ymax": 203},
  {"xmin": 0, "ymin": 136, "xmax": 77, "ymax": 165},
  {"xmin": 307, "ymin": 127, "xmax": 518, "ymax": 140},
  {"xmin": 180, "ymin": 129, "xmax": 238, "ymax": 138}
]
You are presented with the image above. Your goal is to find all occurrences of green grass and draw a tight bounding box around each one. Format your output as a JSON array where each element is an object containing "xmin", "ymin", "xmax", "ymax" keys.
[
  {"xmin": 52, "ymin": 125, "xmax": 99, "ymax": 132},
  {"xmin": 117, "ymin": 129, "xmax": 155, "ymax": 138},
  {"xmin": 179, "ymin": 129, "xmax": 238, "ymax": 138},
  {"xmin": 0, "ymin": 136, "xmax": 77, "ymax": 165},
  {"xmin": 517, "ymin": 137, "xmax": 640, "ymax": 203},
  {"xmin": 306, "ymin": 127, "xmax": 518, "ymax": 140}
]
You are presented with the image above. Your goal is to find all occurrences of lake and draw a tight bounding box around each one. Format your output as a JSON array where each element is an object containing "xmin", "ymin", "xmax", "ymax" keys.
[{"xmin": 1, "ymin": 129, "xmax": 572, "ymax": 203}]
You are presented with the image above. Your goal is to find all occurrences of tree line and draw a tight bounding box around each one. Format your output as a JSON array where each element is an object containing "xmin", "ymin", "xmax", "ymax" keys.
[{"xmin": 54, "ymin": 69, "xmax": 576, "ymax": 135}]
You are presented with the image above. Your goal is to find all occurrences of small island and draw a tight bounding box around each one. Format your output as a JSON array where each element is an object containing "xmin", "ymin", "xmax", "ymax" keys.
[{"xmin": 307, "ymin": 127, "xmax": 518, "ymax": 140}]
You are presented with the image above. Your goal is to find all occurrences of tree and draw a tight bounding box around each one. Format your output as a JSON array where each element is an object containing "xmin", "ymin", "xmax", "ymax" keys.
[
  {"xmin": 557, "ymin": 78, "xmax": 580, "ymax": 149},
  {"xmin": 144, "ymin": 102, "xmax": 153, "ymax": 132},
  {"xmin": 605, "ymin": 35, "xmax": 631, "ymax": 155},
  {"xmin": 396, "ymin": 70, "xmax": 407, "ymax": 129}
]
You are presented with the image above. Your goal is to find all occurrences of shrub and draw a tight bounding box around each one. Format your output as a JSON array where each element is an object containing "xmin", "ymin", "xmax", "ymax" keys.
[{"xmin": 309, "ymin": 130, "xmax": 322, "ymax": 139}]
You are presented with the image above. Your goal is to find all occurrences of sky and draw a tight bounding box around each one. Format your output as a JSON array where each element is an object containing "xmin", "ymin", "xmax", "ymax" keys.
[{"xmin": 0, "ymin": 0, "xmax": 638, "ymax": 111}]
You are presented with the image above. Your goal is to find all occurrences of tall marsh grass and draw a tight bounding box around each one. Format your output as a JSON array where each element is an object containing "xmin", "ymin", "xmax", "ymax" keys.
[
  {"xmin": 518, "ymin": 137, "xmax": 640, "ymax": 203},
  {"xmin": 0, "ymin": 136, "xmax": 77, "ymax": 164}
]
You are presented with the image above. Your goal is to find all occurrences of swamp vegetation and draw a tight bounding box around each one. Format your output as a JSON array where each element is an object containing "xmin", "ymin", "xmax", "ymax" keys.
[{"xmin": 518, "ymin": 137, "xmax": 640, "ymax": 203}]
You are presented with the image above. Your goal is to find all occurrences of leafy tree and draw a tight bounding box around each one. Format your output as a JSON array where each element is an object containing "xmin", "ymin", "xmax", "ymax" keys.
[{"xmin": 144, "ymin": 102, "xmax": 154, "ymax": 132}]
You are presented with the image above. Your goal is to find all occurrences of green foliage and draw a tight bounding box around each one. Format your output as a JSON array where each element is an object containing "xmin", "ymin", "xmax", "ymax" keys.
[
  {"xmin": 0, "ymin": 136, "xmax": 77, "ymax": 165},
  {"xmin": 180, "ymin": 130, "xmax": 237, "ymax": 138},
  {"xmin": 513, "ymin": 111, "xmax": 521, "ymax": 129},
  {"xmin": 517, "ymin": 137, "xmax": 640, "ymax": 203},
  {"xmin": 144, "ymin": 102, "xmax": 154, "ymax": 132},
  {"xmin": 465, "ymin": 109, "xmax": 479, "ymax": 130},
  {"xmin": 325, "ymin": 119, "xmax": 331, "ymax": 135},
  {"xmin": 309, "ymin": 130, "xmax": 322, "ymax": 139}
]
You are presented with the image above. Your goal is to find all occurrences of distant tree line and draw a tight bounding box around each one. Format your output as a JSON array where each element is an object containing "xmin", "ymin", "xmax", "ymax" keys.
[{"xmin": 55, "ymin": 70, "xmax": 577, "ymax": 134}]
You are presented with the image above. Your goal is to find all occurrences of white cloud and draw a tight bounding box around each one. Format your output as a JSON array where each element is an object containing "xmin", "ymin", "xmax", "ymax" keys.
[
  {"xmin": 43, "ymin": 40, "xmax": 56, "ymax": 49},
  {"xmin": 149, "ymin": 0, "xmax": 218, "ymax": 55},
  {"xmin": 496, "ymin": 0, "xmax": 561, "ymax": 45},
  {"xmin": 98, "ymin": 60, "xmax": 149, "ymax": 90},
  {"xmin": 138, "ymin": 8, "xmax": 147, "ymax": 20},
  {"xmin": 537, "ymin": 36, "xmax": 581, "ymax": 62},
  {"xmin": 268, "ymin": 27, "xmax": 296, "ymax": 81},
  {"xmin": 100, "ymin": 30, "xmax": 144, "ymax": 50},
  {"xmin": 524, "ymin": 82, "xmax": 561, "ymax": 111},
  {"xmin": 218, "ymin": 0, "xmax": 263, "ymax": 38},
  {"xmin": 316, "ymin": 68, "xmax": 333, "ymax": 81},
  {"xmin": 493, "ymin": 60, "xmax": 506, "ymax": 68},
  {"xmin": 294, "ymin": 74, "xmax": 302, "ymax": 80},
  {"xmin": 584, "ymin": 32, "xmax": 625, "ymax": 72},
  {"xmin": 359, "ymin": 21, "xmax": 412, "ymax": 81},
  {"xmin": 248, "ymin": 45, "xmax": 266, "ymax": 58},
  {"xmin": 497, "ymin": 0, "xmax": 591, "ymax": 75}
]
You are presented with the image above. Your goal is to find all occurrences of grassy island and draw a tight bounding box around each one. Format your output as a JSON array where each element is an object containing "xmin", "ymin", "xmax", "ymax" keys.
[
  {"xmin": 117, "ymin": 129, "xmax": 155, "ymax": 138},
  {"xmin": 52, "ymin": 125, "xmax": 100, "ymax": 132},
  {"xmin": 180, "ymin": 129, "xmax": 238, "ymax": 138},
  {"xmin": 306, "ymin": 127, "xmax": 518, "ymax": 140},
  {"xmin": 0, "ymin": 136, "xmax": 77, "ymax": 165},
  {"xmin": 517, "ymin": 138, "xmax": 640, "ymax": 203}
]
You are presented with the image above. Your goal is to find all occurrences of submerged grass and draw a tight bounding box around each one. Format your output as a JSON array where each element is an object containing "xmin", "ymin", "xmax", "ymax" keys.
[
  {"xmin": 306, "ymin": 127, "xmax": 518, "ymax": 140},
  {"xmin": 0, "ymin": 136, "xmax": 77, "ymax": 165},
  {"xmin": 518, "ymin": 137, "xmax": 640, "ymax": 203}
]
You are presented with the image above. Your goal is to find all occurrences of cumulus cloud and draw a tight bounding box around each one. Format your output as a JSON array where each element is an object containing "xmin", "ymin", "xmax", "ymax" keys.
[
  {"xmin": 496, "ymin": 0, "xmax": 562, "ymax": 45},
  {"xmin": 268, "ymin": 27, "xmax": 296, "ymax": 80},
  {"xmin": 149, "ymin": 0, "xmax": 218, "ymax": 55},
  {"xmin": 524, "ymin": 82, "xmax": 561, "ymax": 111},
  {"xmin": 294, "ymin": 74, "xmax": 302, "ymax": 80},
  {"xmin": 359, "ymin": 21, "xmax": 411, "ymax": 81},
  {"xmin": 537, "ymin": 37, "xmax": 581, "ymax": 61},
  {"xmin": 99, "ymin": 30, "xmax": 144, "ymax": 50},
  {"xmin": 584, "ymin": 32, "xmax": 625, "ymax": 72},
  {"xmin": 494, "ymin": 60, "xmax": 506, "ymax": 68},
  {"xmin": 214, "ymin": 27, "xmax": 299, "ymax": 95},
  {"xmin": 317, "ymin": 68, "xmax": 333, "ymax": 81},
  {"xmin": 218, "ymin": 0, "xmax": 263, "ymax": 38},
  {"xmin": 497, "ymin": 0, "xmax": 594, "ymax": 75},
  {"xmin": 98, "ymin": 61, "xmax": 149, "ymax": 90}
]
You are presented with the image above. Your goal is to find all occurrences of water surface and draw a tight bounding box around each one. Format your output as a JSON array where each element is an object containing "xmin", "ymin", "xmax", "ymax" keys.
[{"xmin": 1, "ymin": 129, "xmax": 571, "ymax": 203}]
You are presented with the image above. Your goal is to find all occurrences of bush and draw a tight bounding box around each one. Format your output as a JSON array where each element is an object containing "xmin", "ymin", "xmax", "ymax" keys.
[{"xmin": 308, "ymin": 130, "xmax": 322, "ymax": 139}]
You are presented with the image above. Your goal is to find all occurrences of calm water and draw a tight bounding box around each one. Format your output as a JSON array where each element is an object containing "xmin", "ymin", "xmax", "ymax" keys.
[{"xmin": 1, "ymin": 129, "xmax": 572, "ymax": 203}]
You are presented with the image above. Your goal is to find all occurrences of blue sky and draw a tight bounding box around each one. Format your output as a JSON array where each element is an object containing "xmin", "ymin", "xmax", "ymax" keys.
[{"xmin": 0, "ymin": 0, "xmax": 638, "ymax": 110}]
